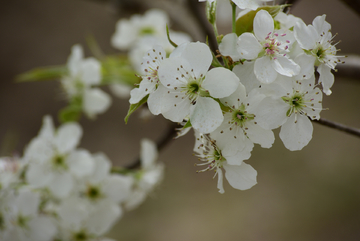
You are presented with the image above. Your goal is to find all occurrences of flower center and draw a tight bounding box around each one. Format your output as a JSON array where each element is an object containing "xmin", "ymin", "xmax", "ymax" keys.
[
  {"xmin": 139, "ymin": 27, "xmax": 155, "ymax": 36},
  {"xmin": 230, "ymin": 104, "xmax": 254, "ymax": 127},
  {"xmin": 86, "ymin": 186, "xmax": 101, "ymax": 200},
  {"xmin": 282, "ymin": 92, "xmax": 306, "ymax": 116}
]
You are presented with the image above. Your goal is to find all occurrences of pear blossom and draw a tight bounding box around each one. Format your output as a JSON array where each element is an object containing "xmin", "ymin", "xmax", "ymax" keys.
[
  {"xmin": 62, "ymin": 44, "xmax": 111, "ymax": 118},
  {"xmin": 294, "ymin": 14, "xmax": 342, "ymax": 95},
  {"xmin": 220, "ymin": 10, "xmax": 300, "ymax": 84},
  {"xmin": 23, "ymin": 116, "xmax": 94, "ymax": 198},
  {"xmin": 124, "ymin": 138, "xmax": 164, "ymax": 211},
  {"xmin": 252, "ymin": 75, "xmax": 323, "ymax": 150},
  {"xmin": 1, "ymin": 188, "xmax": 57, "ymax": 241},
  {"xmin": 194, "ymin": 132, "xmax": 257, "ymax": 194},
  {"xmin": 111, "ymin": 9, "xmax": 169, "ymax": 51},
  {"xmin": 158, "ymin": 42, "xmax": 240, "ymax": 133},
  {"xmin": 211, "ymin": 83, "xmax": 275, "ymax": 163}
]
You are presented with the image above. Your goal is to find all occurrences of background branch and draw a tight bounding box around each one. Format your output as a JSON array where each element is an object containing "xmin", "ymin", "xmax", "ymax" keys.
[
  {"xmin": 125, "ymin": 122, "xmax": 179, "ymax": 169},
  {"xmin": 313, "ymin": 118, "xmax": 360, "ymax": 137}
]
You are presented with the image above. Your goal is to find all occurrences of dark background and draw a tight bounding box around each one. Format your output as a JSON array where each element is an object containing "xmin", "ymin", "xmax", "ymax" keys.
[{"xmin": 1, "ymin": 0, "xmax": 360, "ymax": 240}]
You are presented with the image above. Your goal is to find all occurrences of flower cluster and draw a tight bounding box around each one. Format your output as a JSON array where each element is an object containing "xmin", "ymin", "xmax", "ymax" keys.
[
  {"xmin": 128, "ymin": 6, "xmax": 341, "ymax": 193},
  {"xmin": 0, "ymin": 117, "xmax": 163, "ymax": 241}
]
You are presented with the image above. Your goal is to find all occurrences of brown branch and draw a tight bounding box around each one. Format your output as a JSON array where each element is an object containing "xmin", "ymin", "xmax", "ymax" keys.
[
  {"xmin": 339, "ymin": 0, "xmax": 360, "ymax": 17},
  {"xmin": 187, "ymin": 0, "xmax": 218, "ymax": 53},
  {"xmin": 313, "ymin": 118, "xmax": 360, "ymax": 137},
  {"xmin": 125, "ymin": 122, "xmax": 179, "ymax": 169}
]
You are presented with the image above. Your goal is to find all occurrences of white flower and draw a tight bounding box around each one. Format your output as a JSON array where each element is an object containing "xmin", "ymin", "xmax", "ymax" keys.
[
  {"xmin": 23, "ymin": 116, "xmax": 94, "ymax": 198},
  {"xmin": 62, "ymin": 44, "xmax": 111, "ymax": 118},
  {"xmin": 1, "ymin": 188, "xmax": 57, "ymax": 241},
  {"xmin": 111, "ymin": 9, "xmax": 169, "ymax": 51},
  {"xmin": 211, "ymin": 83, "xmax": 274, "ymax": 163},
  {"xmin": 129, "ymin": 45, "xmax": 167, "ymax": 116},
  {"xmin": 294, "ymin": 14, "xmax": 341, "ymax": 95},
  {"xmin": 79, "ymin": 153, "xmax": 134, "ymax": 205},
  {"xmin": 194, "ymin": 132, "xmax": 257, "ymax": 194},
  {"xmin": 253, "ymin": 75, "xmax": 323, "ymax": 150},
  {"xmin": 124, "ymin": 139, "xmax": 164, "ymax": 211},
  {"xmin": 220, "ymin": 10, "xmax": 300, "ymax": 84},
  {"xmin": 158, "ymin": 42, "xmax": 239, "ymax": 133},
  {"xmin": 57, "ymin": 197, "xmax": 121, "ymax": 241}
]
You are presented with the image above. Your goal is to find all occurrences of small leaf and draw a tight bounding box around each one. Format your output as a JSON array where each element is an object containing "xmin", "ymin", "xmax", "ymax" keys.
[
  {"xmin": 235, "ymin": 5, "xmax": 285, "ymax": 36},
  {"xmin": 124, "ymin": 95, "xmax": 149, "ymax": 124},
  {"xmin": 16, "ymin": 65, "xmax": 67, "ymax": 82},
  {"xmin": 59, "ymin": 106, "xmax": 82, "ymax": 123}
]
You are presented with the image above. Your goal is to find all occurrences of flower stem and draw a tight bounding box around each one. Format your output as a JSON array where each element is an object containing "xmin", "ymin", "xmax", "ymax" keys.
[{"xmin": 231, "ymin": 2, "xmax": 237, "ymax": 34}]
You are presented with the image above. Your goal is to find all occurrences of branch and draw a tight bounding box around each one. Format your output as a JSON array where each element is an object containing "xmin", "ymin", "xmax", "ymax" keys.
[
  {"xmin": 335, "ymin": 54, "xmax": 360, "ymax": 80},
  {"xmin": 186, "ymin": 0, "xmax": 218, "ymax": 53},
  {"xmin": 313, "ymin": 118, "xmax": 360, "ymax": 137},
  {"xmin": 125, "ymin": 122, "xmax": 179, "ymax": 169},
  {"xmin": 339, "ymin": 0, "xmax": 360, "ymax": 16}
]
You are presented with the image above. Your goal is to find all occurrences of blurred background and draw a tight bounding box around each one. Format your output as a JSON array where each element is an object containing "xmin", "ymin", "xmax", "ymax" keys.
[{"xmin": 1, "ymin": 0, "xmax": 360, "ymax": 240}]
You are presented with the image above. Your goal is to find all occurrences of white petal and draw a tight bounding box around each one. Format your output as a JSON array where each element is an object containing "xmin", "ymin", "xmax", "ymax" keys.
[
  {"xmin": 67, "ymin": 44, "xmax": 83, "ymax": 77},
  {"xmin": 217, "ymin": 168, "xmax": 225, "ymax": 194},
  {"xmin": 254, "ymin": 10, "xmax": 274, "ymax": 41},
  {"xmin": 54, "ymin": 122, "xmax": 82, "ymax": 154},
  {"xmin": 80, "ymin": 57, "xmax": 102, "ymax": 86},
  {"xmin": 317, "ymin": 64, "xmax": 334, "ymax": 95},
  {"xmin": 102, "ymin": 175, "xmax": 134, "ymax": 203},
  {"xmin": 48, "ymin": 172, "xmax": 73, "ymax": 198},
  {"xmin": 223, "ymin": 162, "xmax": 257, "ymax": 190},
  {"xmin": 180, "ymin": 42, "xmax": 212, "ymax": 77},
  {"xmin": 161, "ymin": 92, "xmax": 191, "ymax": 122},
  {"xmin": 312, "ymin": 14, "xmax": 331, "ymax": 34},
  {"xmin": 190, "ymin": 97, "xmax": 223, "ymax": 134},
  {"xmin": 147, "ymin": 84, "xmax": 170, "ymax": 115},
  {"xmin": 15, "ymin": 188, "xmax": 40, "ymax": 217},
  {"xmin": 124, "ymin": 190, "xmax": 147, "ymax": 211},
  {"xmin": 158, "ymin": 57, "xmax": 191, "ymax": 87},
  {"xmin": 140, "ymin": 138, "xmax": 158, "ymax": 169},
  {"xmin": 202, "ymin": 67, "xmax": 239, "ymax": 98},
  {"xmin": 272, "ymin": 56, "xmax": 300, "ymax": 77},
  {"xmin": 224, "ymin": 138, "xmax": 254, "ymax": 165},
  {"xmin": 254, "ymin": 57, "xmax": 278, "ymax": 84},
  {"xmin": 294, "ymin": 21, "xmax": 318, "ymax": 50},
  {"xmin": 232, "ymin": 61, "xmax": 260, "ymax": 93},
  {"xmin": 83, "ymin": 88, "xmax": 112, "ymax": 117},
  {"xmin": 279, "ymin": 114, "xmax": 313, "ymax": 151},
  {"xmin": 67, "ymin": 149, "xmax": 94, "ymax": 177},
  {"xmin": 38, "ymin": 115, "xmax": 55, "ymax": 140},
  {"xmin": 219, "ymin": 82, "xmax": 247, "ymax": 108},
  {"xmin": 251, "ymin": 97, "xmax": 288, "ymax": 129},
  {"xmin": 26, "ymin": 163, "xmax": 52, "ymax": 188},
  {"xmin": 245, "ymin": 121, "xmax": 274, "ymax": 148},
  {"xmin": 91, "ymin": 153, "xmax": 111, "ymax": 183},
  {"xmin": 219, "ymin": 33, "xmax": 242, "ymax": 61},
  {"xmin": 236, "ymin": 33, "xmax": 263, "ymax": 60},
  {"xmin": 28, "ymin": 216, "xmax": 57, "ymax": 241},
  {"xmin": 86, "ymin": 201, "xmax": 121, "ymax": 236},
  {"xmin": 294, "ymin": 54, "xmax": 316, "ymax": 79}
]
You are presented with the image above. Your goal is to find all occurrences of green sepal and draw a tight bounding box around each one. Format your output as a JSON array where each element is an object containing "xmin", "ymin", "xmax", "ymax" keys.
[
  {"xmin": 183, "ymin": 119, "xmax": 192, "ymax": 129},
  {"xmin": 16, "ymin": 65, "xmax": 67, "ymax": 82},
  {"xmin": 206, "ymin": 0, "xmax": 217, "ymax": 24},
  {"xmin": 101, "ymin": 55, "xmax": 140, "ymax": 86},
  {"xmin": 235, "ymin": 5, "xmax": 287, "ymax": 36},
  {"xmin": 59, "ymin": 106, "xmax": 82, "ymax": 123},
  {"xmin": 59, "ymin": 96, "xmax": 82, "ymax": 123},
  {"xmin": 124, "ymin": 94, "xmax": 149, "ymax": 124},
  {"xmin": 166, "ymin": 24, "xmax": 178, "ymax": 48}
]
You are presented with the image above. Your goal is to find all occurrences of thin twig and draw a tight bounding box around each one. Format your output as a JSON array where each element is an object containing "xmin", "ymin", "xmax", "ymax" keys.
[
  {"xmin": 125, "ymin": 122, "xmax": 179, "ymax": 169},
  {"xmin": 313, "ymin": 118, "xmax": 360, "ymax": 137},
  {"xmin": 187, "ymin": 0, "xmax": 218, "ymax": 52}
]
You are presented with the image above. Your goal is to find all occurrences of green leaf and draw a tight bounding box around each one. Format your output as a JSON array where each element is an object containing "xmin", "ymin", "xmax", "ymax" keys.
[
  {"xmin": 59, "ymin": 106, "xmax": 82, "ymax": 123},
  {"xmin": 16, "ymin": 65, "xmax": 67, "ymax": 82},
  {"xmin": 124, "ymin": 95, "xmax": 149, "ymax": 124},
  {"xmin": 235, "ymin": 5, "xmax": 285, "ymax": 36}
]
